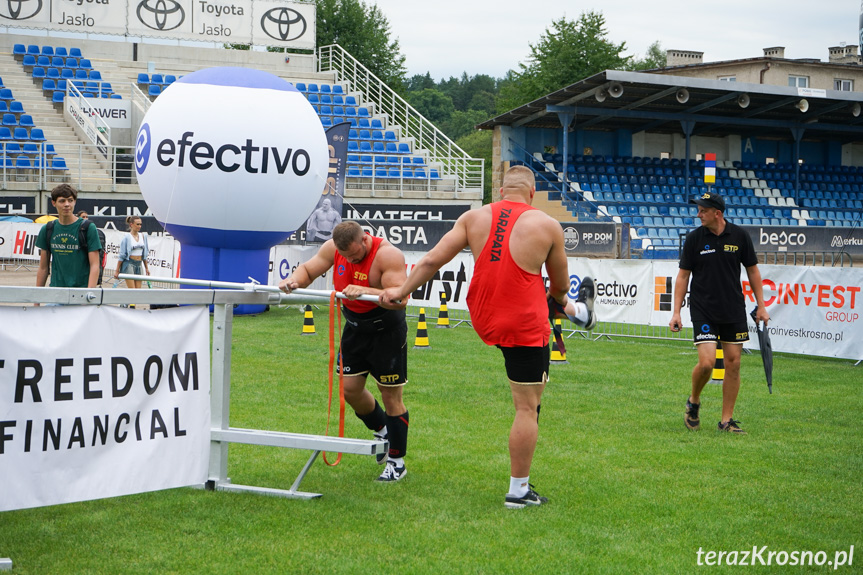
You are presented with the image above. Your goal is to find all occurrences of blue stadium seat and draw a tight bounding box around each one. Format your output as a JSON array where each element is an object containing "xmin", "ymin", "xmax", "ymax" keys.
[
  {"xmin": 306, "ymin": 83, "xmax": 319, "ymax": 93},
  {"xmin": 42, "ymin": 79, "xmax": 56, "ymax": 93},
  {"xmin": 65, "ymin": 57, "xmax": 78, "ymax": 69},
  {"xmin": 55, "ymin": 47, "xmax": 68, "ymax": 57},
  {"xmin": 13, "ymin": 127, "xmax": 28, "ymax": 140},
  {"xmin": 345, "ymin": 96, "xmax": 358, "ymax": 106},
  {"xmin": 148, "ymin": 85, "xmax": 161, "ymax": 98},
  {"xmin": 320, "ymin": 94, "xmax": 332, "ymax": 105},
  {"xmin": 46, "ymin": 68, "xmax": 60, "ymax": 80},
  {"xmin": 69, "ymin": 48, "xmax": 82, "ymax": 58},
  {"xmin": 358, "ymin": 107, "xmax": 370, "ymax": 117},
  {"xmin": 414, "ymin": 168, "xmax": 427, "ymax": 179},
  {"xmin": 344, "ymin": 107, "xmax": 357, "ymax": 117},
  {"xmin": 2, "ymin": 113, "xmax": 16, "ymax": 126},
  {"xmin": 320, "ymin": 84, "xmax": 332, "ymax": 94},
  {"xmin": 359, "ymin": 141, "xmax": 373, "ymax": 153},
  {"xmin": 60, "ymin": 68, "xmax": 73, "ymax": 80},
  {"xmin": 347, "ymin": 166, "xmax": 361, "ymax": 178},
  {"xmin": 31, "ymin": 67, "xmax": 46, "ymax": 80},
  {"xmin": 51, "ymin": 156, "xmax": 68, "ymax": 171},
  {"xmin": 79, "ymin": 59, "xmax": 92, "ymax": 70},
  {"xmin": 385, "ymin": 142, "xmax": 399, "ymax": 154},
  {"xmin": 51, "ymin": 56, "xmax": 64, "ymax": 68},
  {"xmin": 19, "ymin": 115, "xmax": 34, "ymax": 128},
  {"xmin": 320, "ymin": 117, "xmax": 332, "ymax": 128},
  {"xmin": 52, "ymin": 91, "xmax": 65, "ymax": 105},
  {"xmin": 347, "ymin": 141, "xmax": 359, "ymax": 153},
  {"xmin": 30, "ymin": 128, "xmax": 46, "ymax": 142},
  {"xmin": 373, "ymin": 142, "xmax": 386, "ymax": 154},
  {"xmin": 137, "ymin": 73, "xmax": 150, "ymax": 85},
  {"xmin": 150, "ymin": 74, "xmax": 164, "ymax": 85},
  {"xmin": 307, "ymin": 93, "xmax": 319, "ymax": 105},
  {"xmin": 36, "ymin": 55, "xmax": 50, "ymax": 67},
  {"xmin": 22, "ymin": 54, "xmax": 37, "ymax": 68},
  {"xmin": 398, "ymin": 143, "xmax": 411, "ymax": 154},
  {"xmin": 295, "ymin": 82, "xmax": 307, "ymax": 92},
  {"xmin": 13, "ymin": 44, "xmax": 26, "ymax": 59},
  {"xmin": 75, "ymin": 69, "xmax": 88, "ymax": 80}
]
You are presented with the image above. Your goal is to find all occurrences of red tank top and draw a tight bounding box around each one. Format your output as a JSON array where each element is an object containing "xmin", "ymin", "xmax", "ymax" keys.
[
  {"xmin": 466, "ymin": 201, "xmax": 550, "ymax": 347},
  {"xmin": 333, "ymin": 233, "xmax": 382, "ymax": 314}
]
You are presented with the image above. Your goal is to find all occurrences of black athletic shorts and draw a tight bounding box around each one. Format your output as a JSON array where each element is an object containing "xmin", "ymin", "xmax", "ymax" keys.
[
  {"xmin": 497, "ymin": 345, "xmax": 549, "ymax": 385},
  {"xmin": 338, "ymin": 307, "xmax": 408, "ymax": 387},
  {"xmin": 690, "ymin": 314, "xmax": 750, "ymax": 345}
]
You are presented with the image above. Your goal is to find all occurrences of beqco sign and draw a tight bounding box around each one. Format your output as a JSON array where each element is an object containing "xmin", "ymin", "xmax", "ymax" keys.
[{"xmin": 750, "ymin": 226, "xmax": 863, "ymax": 255}]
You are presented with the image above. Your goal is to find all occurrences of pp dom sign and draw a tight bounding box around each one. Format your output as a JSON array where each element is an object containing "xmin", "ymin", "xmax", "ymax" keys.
[{"xmin": 135, "ymin": 67, "xmax": 328, "ymax": 250}]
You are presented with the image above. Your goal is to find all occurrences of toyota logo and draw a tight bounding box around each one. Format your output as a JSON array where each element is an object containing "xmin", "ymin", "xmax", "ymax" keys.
[
  {"xmin": 137, "ymin": 0, "xmax": 184, "ymax": 31},
  {"xmin": 0, "ymin": 0, "xmax": 42, "ymax": 20},
  {"xmin": 261, "ymin": 7, "xmax": 306, "ymax": 42},
  {"xmin": 135, "ymin": 123, "xmax": 152, "ymax": 175}
]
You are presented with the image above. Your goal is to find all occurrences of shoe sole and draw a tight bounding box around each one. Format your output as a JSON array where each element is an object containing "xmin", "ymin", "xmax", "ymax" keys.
[
  {"xmin": 685, "ymin": 419, "xmax": 700, "ymax": 431},
  {"xmin": 504, "ymin": 499, "xmax": 544, "ymax": 509},
  {"xmin": 376, "ymin": 468, "xmax": 406, "ymax": 482},
  {"xmin": 578, "ymin": 278, "xmax": 597, "ymax": 330}
]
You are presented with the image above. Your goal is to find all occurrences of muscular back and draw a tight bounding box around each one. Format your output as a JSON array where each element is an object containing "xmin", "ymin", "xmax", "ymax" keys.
[{"xmin": 463, "ymin": 203, "xmax": 560, "ymax": 275}]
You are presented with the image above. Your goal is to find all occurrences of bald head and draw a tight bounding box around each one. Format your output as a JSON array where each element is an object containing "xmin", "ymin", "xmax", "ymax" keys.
[{"xmin": 500, "ymin": 165, "xmax": 536, "ymax": 200}]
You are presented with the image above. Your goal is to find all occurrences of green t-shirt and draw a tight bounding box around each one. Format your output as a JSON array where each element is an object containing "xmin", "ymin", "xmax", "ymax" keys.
[{"xmin": 35, "ymin": 219, "xmax": 102, "ymax": 288}]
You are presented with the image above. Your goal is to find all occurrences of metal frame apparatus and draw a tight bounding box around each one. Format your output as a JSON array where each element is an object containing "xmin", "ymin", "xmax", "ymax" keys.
[
  {"xmin": 0, "ymin": 285, "xmax": 388, "ymax": 500},
  {"xmin": 317, "ymin": 44, "xmax": 485, "ymax": 197}
]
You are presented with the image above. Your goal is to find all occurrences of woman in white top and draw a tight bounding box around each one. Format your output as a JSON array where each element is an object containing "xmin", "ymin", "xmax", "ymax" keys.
[{"xmin": 114, "ymin": 216, "xmax": 150, "ymax": 288}]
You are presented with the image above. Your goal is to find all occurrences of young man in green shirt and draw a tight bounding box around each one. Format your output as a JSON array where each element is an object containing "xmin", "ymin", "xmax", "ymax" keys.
[{"xmin": 36, "ymin": 184, "xmax": 102, "ymax": 289}]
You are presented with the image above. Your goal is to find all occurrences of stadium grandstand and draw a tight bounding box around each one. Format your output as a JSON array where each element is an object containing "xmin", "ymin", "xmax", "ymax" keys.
[
  {"xmin": 0, "ymin": 26, "xmax": 861, "ymax": 264},
  {"xmin": 479, "ymin": 47, "xmax": 863, "ymax": 262},
  {"xmin": 0, "ymin": 33, "xmax": 483, "ymax": 217}
]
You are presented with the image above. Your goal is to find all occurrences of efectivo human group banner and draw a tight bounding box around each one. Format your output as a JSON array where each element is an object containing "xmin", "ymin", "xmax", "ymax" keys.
[
  {"xmin": 0, "ymin": 305, "xmax": 211, "ymax": 512},
  {"xmin": 0, "ymin": 0, "xmax": 315, "ymax": 50}
]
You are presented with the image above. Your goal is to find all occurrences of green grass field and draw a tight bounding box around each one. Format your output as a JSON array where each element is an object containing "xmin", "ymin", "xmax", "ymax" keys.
[{"xmin": 1, "ymin": 306, "xmax": 860, "ymax": 574}]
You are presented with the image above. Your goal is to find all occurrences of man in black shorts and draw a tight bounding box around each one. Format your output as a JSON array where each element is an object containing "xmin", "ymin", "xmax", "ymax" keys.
[
  {"xmin": 279, "ymin": 222, "xmax": 410, "ymax": 481},
  {"xmin": 669, "ymin": 192, "xmax": 769, "ymax": 434}
]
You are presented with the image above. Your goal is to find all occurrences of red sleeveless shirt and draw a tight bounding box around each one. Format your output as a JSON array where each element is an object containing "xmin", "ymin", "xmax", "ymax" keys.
[
  {"xmin": 466, "ymin": 201, "xmax": 550, "ymax": 347},
  {"xmin": 333, "ymin": 233, "xmax": 383, "ymax": 314}
]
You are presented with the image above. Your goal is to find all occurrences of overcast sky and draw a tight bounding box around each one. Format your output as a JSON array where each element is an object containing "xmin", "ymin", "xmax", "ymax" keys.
[{"xmin": 370, "ymin": 0, "xmax": 858, "ymax": 80}]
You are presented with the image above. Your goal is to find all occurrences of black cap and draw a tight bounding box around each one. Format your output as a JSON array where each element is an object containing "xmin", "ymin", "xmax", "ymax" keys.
[{"xmin": 690, "ymin": 191, "xmax": 725, "ymax": 211}]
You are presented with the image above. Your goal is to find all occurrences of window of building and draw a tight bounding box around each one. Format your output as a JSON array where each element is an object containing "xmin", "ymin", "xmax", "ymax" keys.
[
  {"xmin": 788, "ymin": 75, "xmax": 809, "ymax": 88},
  {"xmin": 718, "ymin": 75, "xmax": 736, "ymax": 82},
  {"xmin": 834, "ymin": 78, "xmax": 853, "ymax": 91}
]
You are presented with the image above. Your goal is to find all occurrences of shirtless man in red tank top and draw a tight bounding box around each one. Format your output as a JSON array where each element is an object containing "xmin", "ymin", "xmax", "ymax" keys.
[{"xmin": 381, "ymin": 165, "xmax": 596, "ymax": 508}]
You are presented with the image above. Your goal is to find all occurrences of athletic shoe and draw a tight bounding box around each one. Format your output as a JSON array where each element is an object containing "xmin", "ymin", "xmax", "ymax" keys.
[
  {"xmin": 718, "ymin": 419, "xmax": 746, "ymax": 434},
  {"xmin": 504, "ymin": 484, "xmax": 548, "ymax": 509},
  {"xmin": 376, "ymin": 461, "xmax": 406, "ymax": 482},
  {"xmin": 373, "ymin": 432, "xmax": 388, "ymax": 465},
  {"xmin": 577, "ymin": 276, "xmax": 597, "ymax": 330},
  {"xmin": 684, "ymin": 398, "xmax": 700, "ymax": 431}
]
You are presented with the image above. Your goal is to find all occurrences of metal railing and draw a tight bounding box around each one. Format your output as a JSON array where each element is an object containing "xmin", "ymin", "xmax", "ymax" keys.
[{"xmin": 317, "ymin": 44, "xmax": 484, "ymax": 197}]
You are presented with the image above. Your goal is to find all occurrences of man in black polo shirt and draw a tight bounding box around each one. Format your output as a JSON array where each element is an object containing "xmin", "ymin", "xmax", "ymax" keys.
[{"xmin": 669, "ymin": 191, "xmax": 770, "ymax": 434}]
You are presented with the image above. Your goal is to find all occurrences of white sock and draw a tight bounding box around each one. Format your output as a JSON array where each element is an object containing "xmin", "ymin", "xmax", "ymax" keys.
[
  {"xmin": 568, "ymin": 302, "xmax": 589, "ymax": 326},
  {"xmin": 509, "ymin": 476, "xmax": 529, "ymax": 497},
  {"xmin": 374, "ymin": 425, "xmax": 388, "ymax": 438},
  {"xmin": 389, "ymin": 457, "xmax": 405, "ymax": 468}
]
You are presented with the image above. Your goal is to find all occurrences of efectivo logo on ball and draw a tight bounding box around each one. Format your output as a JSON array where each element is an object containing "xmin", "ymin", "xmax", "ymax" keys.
[{"xmin": 135, "ymin": 123, "xmax": 152, "ymax": 175}]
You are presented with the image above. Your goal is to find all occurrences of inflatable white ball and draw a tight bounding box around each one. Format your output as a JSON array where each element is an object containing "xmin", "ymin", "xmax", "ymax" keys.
[{"xmin": 135, "ymin": 67, "xmax": 328, "ymax": 249}]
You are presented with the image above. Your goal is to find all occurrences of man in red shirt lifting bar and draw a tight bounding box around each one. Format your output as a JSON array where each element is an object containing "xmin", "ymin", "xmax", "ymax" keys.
[
  {"xmin": 381, "ymin": 165, "xmax": 597, "ymax": 508},
  {"xmin": 279, "ymin": 221, "xmax": 411, "ymax": 482}
]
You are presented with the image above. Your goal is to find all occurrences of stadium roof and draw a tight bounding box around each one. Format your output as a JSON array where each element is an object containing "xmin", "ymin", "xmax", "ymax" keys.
[{"xmin": 477, "ymin": 69, "xmax": 863, "ymax": 144}]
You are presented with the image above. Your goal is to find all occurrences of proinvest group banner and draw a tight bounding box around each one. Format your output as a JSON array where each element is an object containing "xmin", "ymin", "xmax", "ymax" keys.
[
  {"xmin": 1, "ymin": 0, "xmax": 315, "ymax": 49},
  {"xmin": 0, "ymin": 306, "xmax": 211, "ymax": 512}
]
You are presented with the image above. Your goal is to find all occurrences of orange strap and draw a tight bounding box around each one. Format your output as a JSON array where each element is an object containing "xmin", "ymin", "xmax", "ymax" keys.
[{"xmin": 323, "ymin": 291, "xmax": 346, "ymax": 466}]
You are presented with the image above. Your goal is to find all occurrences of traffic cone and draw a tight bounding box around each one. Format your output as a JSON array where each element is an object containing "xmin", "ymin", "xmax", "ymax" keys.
[
  {"xmin": 436, "ymin": 291, "xmax": 450, "ymax": 328},
  {"xmin": 711, "ymin": 342, "xmax": 724, "ymax": 383},
  {"xmin": 414, "ymin": 308, "xmax": 430, "ymax": 348},
  {"xmin": 301, "ymin": 305, "xmax": 316, "ymax": 335},
  {"xmin": 550, "ymin": 319, "xmax": 568, "ymax": 363}
]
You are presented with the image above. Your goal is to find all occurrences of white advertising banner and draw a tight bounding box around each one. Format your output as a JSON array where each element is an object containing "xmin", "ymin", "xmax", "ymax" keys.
[
  {"xmin": 267, "ymin": 244, "xmax": 862, "ymax": 360},
  {"xmin": 747, "ymin": 265, "xmax": 862, "ymax": 360},
  {"xmin": 568, "ymin": 257, "xmax": 654, "ymax": 324},
  {"xmin": 0, "ymin": 222, "xmax": 41, "ymax": 261},
  {"xmin": 0, "ymin": 305, "xmax": 211, "ymax": 512},
  {"xmin": 1, "ymin": 0, "xmax": 315, "ymax": 49}
]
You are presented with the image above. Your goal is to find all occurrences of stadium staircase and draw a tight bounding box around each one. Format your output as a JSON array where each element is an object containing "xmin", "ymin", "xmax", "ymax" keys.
[{"xmin": 0, "ymin": 50, "xmax": 110, "ymax": 187}]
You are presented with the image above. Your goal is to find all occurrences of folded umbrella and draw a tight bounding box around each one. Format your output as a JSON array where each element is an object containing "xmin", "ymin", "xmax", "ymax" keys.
[{"xmin": 750, "ymin": 307, "xmax": 773, "ymax": 394}]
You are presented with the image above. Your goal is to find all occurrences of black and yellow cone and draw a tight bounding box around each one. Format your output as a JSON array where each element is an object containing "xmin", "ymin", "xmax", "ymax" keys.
[
  {"xmin": 414, "ymin": 308, "xmax": 430, "ymax": 348},
  {"xmin": 301, "ymin": 305, "xmax": 316, "ymax": 335},
  {"xmin": 550, "ymin": 319, "xmax": 568, "ymax": 363},
  {"xmin": 436, "ymin": 291, "xmax": 450, "ymax": 328},
  {"xmin": 711, "ymin": 341, "xmax": 724, "ymax": 382}
]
